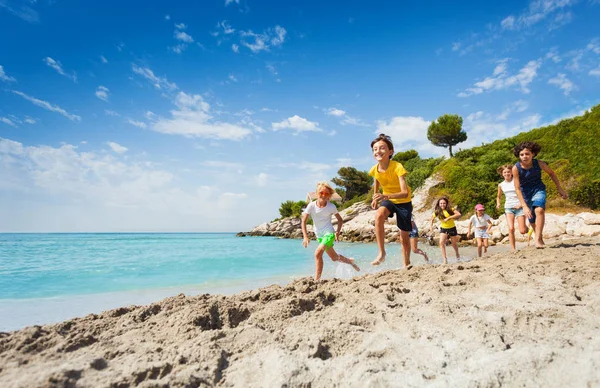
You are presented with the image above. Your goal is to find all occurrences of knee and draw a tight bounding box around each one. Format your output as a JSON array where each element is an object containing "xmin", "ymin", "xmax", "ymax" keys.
[
  {"xmin": 508, "ymin": 225, "xmax": 515, "ymax": 233},
  {"xmin": 375, "ymin": 210, "xmax": 387, "ymax": 223}
]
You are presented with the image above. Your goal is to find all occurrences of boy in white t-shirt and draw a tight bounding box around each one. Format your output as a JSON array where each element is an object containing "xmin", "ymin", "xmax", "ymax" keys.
[
  {"xmin": 301, "ymin": 181, "xmax": 360, "ymax": 281},
  {"xmin": 467, "ymin": 204, "xmax": 493, "ymax": 257}
]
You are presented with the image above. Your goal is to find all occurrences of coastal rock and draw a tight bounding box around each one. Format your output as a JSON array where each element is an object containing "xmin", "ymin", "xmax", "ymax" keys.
[{"xmin": 580, "ymin": 212, "xmax": 600, "ymax": 225}]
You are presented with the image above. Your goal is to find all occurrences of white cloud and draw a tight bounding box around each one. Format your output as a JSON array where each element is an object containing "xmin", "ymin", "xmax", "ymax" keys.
[
  {"xmin": 497, "ymin": 100, "xmax": 529, "ymax": 120},
  {"xmin": 165, "ymin": 14, "xmax": 171, "ymax": 20},
  {"xmin": 232, "ymin": 44, "xmax": 239, "ymax": 53},
  {"xmin": 545, "ymin": 47, "xmax": 561, "ymax": 63},
  {"xmin": 100, "ymin": 55, "xmax": 108, "ymax": 64},
  {"xmin": 170, "ymin": 44, "xmax": 187, "ymax": 54},
  {"xmin": 501, "ymin": 0, "xmax": 577, "ymax": 31},
  {"xmin": 151, "ymin": 91, "xmax": 253, "ymax": 140},
  {"xmin": 107, "ymin": 141, "xmax": 128, "ymax": 154},
  {"xmin": 132, "ymin": 64, "xmax": 178, "ymax": 91},
  {"xmin": 327, "ymin": 108, "xmax": 346, "ymax": 117},
  {"xmin": 0, "ymin": 65, "xmax": 17, "ymax": 82},
  {"xmin": 12, "ymin": 90, "xmax": 81, "ymax": 122},
  {"xmin": 452, "ymin": 42, "xmax": 461, "ymax": 52},
  {"xmin": 175, "ymin": 23, "xmax": 187, "ymax": 30},
  {"xmin": 255, "ymin": 172, "xmax": 268, "ymax": 187},
  {"xmin": 0, "ymin": 1, "xmax": 38, "ymax": 23},
  {"xmin": 462, "ymin": 111, "xmax": 542, "ymax": 150},
  {"xmin": 24, "ymin": 117, "xmax": 36, "ymax": 124},
  {"xmin": 43, "ymin": 57, "xmax": 77, "ymax": 82},
  {"xmin": 104, "ymin": 109, "xmax": 120, "ymax": 117},
  {"xmin": 272, "ymin": 115, "xmax": 321, "ymax": 133},
  {"xmin": 590, "ymin": 67, "xmax": 600, "ymax": 77},
  {"xmin": 225, "ymin": 0, "xmax": 240, "ymax": 5},
  {"xmin": 1, "ymin": 117, "xmax": 17, "ymax": 127},
  {"xmin": 375, "ymin": 116, "xmax": 436, "ymax": 156},
  {"xmin": 548, "ymin": 73, "xmax": 576, "ymax": 95},
  {"xmin": 127, "ymin": 119, "xmax": 147, "ymax": 129},
  {"xmin": 239, "ymin": 25, "xmax": 287, "ymax": 53},
  {"xmin": 174, "ymin": 30, "xmax": 194, "ymax": 43},
  {"xmin": 95, "ymin": 85, "xmax": 110, "ymax": 102},
  {"xmin": 228, "ymin": 74, "xmax": 238, "ymax": 82},
  {"xmin": 458, "ymin": 58, "xmax": 541, "ymax": 97}
]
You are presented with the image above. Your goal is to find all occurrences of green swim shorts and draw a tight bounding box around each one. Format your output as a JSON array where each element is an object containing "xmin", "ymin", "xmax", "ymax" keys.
[{"xmin": 317, "ymin": 233, "xmax": 335, "ymax": 248}]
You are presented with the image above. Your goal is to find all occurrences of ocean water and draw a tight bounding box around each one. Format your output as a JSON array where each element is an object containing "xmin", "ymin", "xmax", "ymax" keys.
[{"xmin": 0, "ymin": 233, "xmax": 458, "ymax": 331}]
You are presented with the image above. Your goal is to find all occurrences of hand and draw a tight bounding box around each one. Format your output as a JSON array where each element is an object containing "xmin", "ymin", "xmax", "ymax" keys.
[
  {"xmin": 467, "ymin": 232, "xmax": 472, "ymax": 238},
  {"xmin": 558, "ymin": 188, "xmax": 568, "ymax": 199},
  {"xmin": 370, "ymin": 198, "xmax": 378, "ymax": 210},
  {"xmin": 523, "ymin": 205, "xmax": 532, "ymax": 220},
  {"xmin": 514, "ymin": 204, "xmax": 522, "ymax": 209},
  {"xmin": 444, "ymin": 217, "xmax": 451, "ymax": 222},
  {"xmin": 496, "ymin": 204, "xmax": 500, "ymax": 209},
  {"xmin": 302, "ymin": 238, "xmax": 309, "ymax": 248}
]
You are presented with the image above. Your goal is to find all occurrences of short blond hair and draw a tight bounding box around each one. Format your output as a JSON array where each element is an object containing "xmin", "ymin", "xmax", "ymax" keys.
[{"xmin": 316, "ymin": 181, "xmax": 334, "ymax": 195}]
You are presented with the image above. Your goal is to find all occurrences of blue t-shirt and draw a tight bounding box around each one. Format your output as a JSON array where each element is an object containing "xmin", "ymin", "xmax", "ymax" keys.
[{"xmin": 516, "ymin": 159, "xmax": 546, "ymax": 198}]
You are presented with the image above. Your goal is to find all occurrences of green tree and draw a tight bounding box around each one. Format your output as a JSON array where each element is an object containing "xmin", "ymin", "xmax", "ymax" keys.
[
  {"xmin": 393, "ymin": 149, "xmax": 419, "ymax": 163},
  {"xmin": 427, "ymin": 114, "xmax": 467, "ymax": 157},
  {"xmin": 331, "ymin": 167, "xmax": 373, "ymax": 201},
  {"xmin": 278, "ymin": 200, "xmax": 295, "ymax": 218}
]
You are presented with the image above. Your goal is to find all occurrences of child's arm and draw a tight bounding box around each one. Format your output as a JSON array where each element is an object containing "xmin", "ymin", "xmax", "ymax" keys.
[
  {"xmin": 371, "ymin": 180, "xmax": 381, "ymax": 209},
  {"xmin": 539, "ymin": 161, "xmax": 568, "ymax": 199},
  {"xmin": 467, "ymin": 219, "xmax": 472, "ymax": 238},
  {"xmin": 445, "ymin": 208, "xmax": 461, "ymax": 222},
  {"xmin": 512, "ymin": 165, "xmax": 531, "ymax": 219},
  {"xmin": 486, "ymin": 217, "xmax": 493, "ymax": 233},
  {"xmin": 301, "ymin": 213, "xmax": 310, "ymax": 248},
  {"xmin": 334, "ymin": 213, "xmax": 343, "ymax": 241},
  {"xmin": 496, "ymin": 184, "xmax": 503, "ymax": 209}
]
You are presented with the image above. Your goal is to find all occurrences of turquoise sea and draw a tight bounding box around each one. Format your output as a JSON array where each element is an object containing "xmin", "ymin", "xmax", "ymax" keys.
[{"xmin": 0, "ymin": 233, "xmax": 453, "ymax": 332}]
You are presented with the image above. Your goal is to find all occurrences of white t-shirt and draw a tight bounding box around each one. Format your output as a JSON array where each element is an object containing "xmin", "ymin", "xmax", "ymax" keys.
[
  {"xmin": 303, "ymin": 201, "xmax": 338, "ymax": 238},
  {"xmin": 469, "ymin": 214, "xmax": 491, "ymax": 229},
  {"xmin": 500, "ymin": 179, "xmax": 520, "ymax": 209}
]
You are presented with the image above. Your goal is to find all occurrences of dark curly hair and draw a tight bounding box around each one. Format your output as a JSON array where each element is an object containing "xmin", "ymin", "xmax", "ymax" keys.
[{"xmin": 512, "ymin": 141, "xmax": 541, "ymax": 158}]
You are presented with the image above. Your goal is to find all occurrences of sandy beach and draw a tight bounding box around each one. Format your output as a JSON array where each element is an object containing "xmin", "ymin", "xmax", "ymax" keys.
[{"xmin": 1, "ymin": 237, "xmax": 599, "ymax": 387}]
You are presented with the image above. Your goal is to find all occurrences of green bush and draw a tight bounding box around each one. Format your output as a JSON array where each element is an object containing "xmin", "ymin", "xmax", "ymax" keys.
[{"xmin": 570, "ymin": 180, "xmax": 600, "ymax": 209}]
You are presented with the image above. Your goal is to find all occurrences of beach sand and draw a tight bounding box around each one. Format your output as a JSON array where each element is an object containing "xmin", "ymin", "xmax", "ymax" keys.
[{"xmin": 0, "ymin": 237, "xmax": 599, "ymax": 387}]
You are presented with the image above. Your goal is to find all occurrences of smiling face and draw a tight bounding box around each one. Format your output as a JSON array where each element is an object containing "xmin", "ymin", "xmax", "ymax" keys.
[
  {"xmin": 438, "ymin": 199, "xmax": 448, "ymax": 209},
  {"xmin": 502, "ymin": 167, "xmax": 513, "ymax": 181},
  {"xmin": 372, "ymin": 140, "xmax": 393, "ymax": 162}
]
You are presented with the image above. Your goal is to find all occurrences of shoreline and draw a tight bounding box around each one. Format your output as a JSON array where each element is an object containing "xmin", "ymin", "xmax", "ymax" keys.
[{"xmin": 1, "ymin": 236, "xmax": 598, "ymax": 386}]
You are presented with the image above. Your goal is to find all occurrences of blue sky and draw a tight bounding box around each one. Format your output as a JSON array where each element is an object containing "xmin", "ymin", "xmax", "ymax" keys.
[{"xmin": 1, "ymin": 0, "xmax": 599, "ymax": 232}]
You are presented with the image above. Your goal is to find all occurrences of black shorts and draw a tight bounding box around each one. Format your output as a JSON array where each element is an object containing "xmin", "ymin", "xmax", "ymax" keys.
[
  {"xmin": 440, "ymin": 226, "xmax": 458, "ymax": 237},
  {"xmin": 380, "ymin": 200, "xmax": 413, "ymax": 232}
]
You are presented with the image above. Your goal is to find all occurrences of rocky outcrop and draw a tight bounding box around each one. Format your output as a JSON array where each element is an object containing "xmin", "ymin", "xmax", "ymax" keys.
[{"xmin": 238, "ymin": 176, "xmax": 600, "ymax": 245}]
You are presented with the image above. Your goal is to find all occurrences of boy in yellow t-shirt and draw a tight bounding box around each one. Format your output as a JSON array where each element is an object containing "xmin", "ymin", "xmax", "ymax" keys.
[
  {"xmin": 368, "ymin": 133, "xmax": 413, "ymax": 268},
  {"xmin": 430, "ymin": 196, "xmax": 462, "ymax": 264}
]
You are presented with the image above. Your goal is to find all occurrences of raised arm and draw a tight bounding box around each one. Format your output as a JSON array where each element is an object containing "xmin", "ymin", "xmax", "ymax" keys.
[
  {"xmin": 334, "ymin": 213, "xmax": 343, "ymax": 241},
  {"xmin": 539, "ymin": 161, "xmax": 568, "ymax": 199}
]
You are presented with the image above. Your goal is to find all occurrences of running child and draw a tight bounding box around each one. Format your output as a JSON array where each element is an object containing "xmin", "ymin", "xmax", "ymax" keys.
[
  {"xmin": 496, "ymin": 164, "xmax": 529, "ymax": 251},
  {"xmin": 301, "ymin": 181, "xmax": 360, "ymax": 281},
  {"xmin": 467, "ymin": 204, "xmax": 493, "ymax": 257},
  {"xmin": 430, "ymin": 196, "xmax": 462, "ymax": 264},
  {"xmin": 512, "ymin": 141, "xmax": 568, "ymax": 248},
  {"xmin": 369, "ymin": 133, "xmax": 413, "ymax": 268},
  {"xmin": 409, "ymin": 215, "xmax": 429, "ymax": 262}
]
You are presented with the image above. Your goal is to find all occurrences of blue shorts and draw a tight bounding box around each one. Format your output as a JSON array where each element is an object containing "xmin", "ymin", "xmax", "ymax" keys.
[
  {"xmin": 409, "ymin": 223, "xmax": 419, "ymax": 238},
  {"xmin": 505, "ymin": 207, "xmax": 524, "ymax": 217},
  {"xmin": 525, "ymin": 190, "xmax": 546, "ymax": 224},
  {"xmin": 380, "ymin": 200, "xmax": 413, "ymax": 232}
]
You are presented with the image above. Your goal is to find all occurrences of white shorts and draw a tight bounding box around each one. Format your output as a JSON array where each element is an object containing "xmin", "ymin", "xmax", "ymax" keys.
[{"xmin": 474, "ymin": 229, "xmax": 489, "ymax": 239}]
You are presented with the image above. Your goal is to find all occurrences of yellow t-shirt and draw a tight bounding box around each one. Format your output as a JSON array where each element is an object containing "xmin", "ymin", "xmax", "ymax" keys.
[
  {"xmin": 369, "ymin": 160, "xmax": 412, "ymax": 204},
  {"xmin": 433, "ymin": 209, "xmax": 456, "ymax": 229}
]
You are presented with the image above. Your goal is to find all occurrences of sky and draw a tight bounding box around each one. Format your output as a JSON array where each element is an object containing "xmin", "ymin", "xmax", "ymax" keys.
[{"xmin": 1, "ymin": 0, "xmax": 599, "ymax": 232}]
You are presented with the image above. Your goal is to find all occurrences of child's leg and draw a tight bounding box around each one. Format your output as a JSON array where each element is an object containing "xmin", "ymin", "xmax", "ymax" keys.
[
  {"xmin": 476, "ymin": 237, "xmax": 483, "ymax": 257},
  {"xmin": 411, "ymin": 238, "xmax": 429, "ymax": 261},
  {"xmin": 451, "ymin": 236, "xmax": 460, "ymax": 258},
  {"xmin": 372, "ymin": 206, "xmax": 391, "ymax": 265},
  {"xmin": 325, "ymin": 247, "xmax": 360, "ymax": 272},
  {"xmin": 516, "ymin": 215, "xmax": 528, "ymax": 235},
  {"xmin": 483, "ymin": 238, "xmax": 488, "ymax": 254},
  {"xmin": 506, "ymin": 213, "xmax": 516, "ymax": 251},
  {"xmin": 314, "ymin": 244, "xmax": 326, "ymax": 281},
  {"xmin": 439, "ymin": 233, "xmax": 448, "ymax": 264},
  {"xmin": 399, "ymin": 230, "xmax": 411, "ymax": 268},
  {"xmin": 534, "ymin": 207, "xmax": 545, "ymax": 247}
]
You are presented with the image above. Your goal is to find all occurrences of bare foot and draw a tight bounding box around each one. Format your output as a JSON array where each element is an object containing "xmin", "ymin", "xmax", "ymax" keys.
[
  {"xmin": 536, "ymin": 238, "xmax": 545, "ymax": 249},
  {"xmin": 348, "ymin": 258, "xmax": 360, "ymax": 272},
  {"xmin": 371, "ymin": 253, "xmax": 386, "ymax": 266},
  {"xmin": 443, "ymin": 258, "xmax": 448, "ymax": 264},
  {"xmin": 423, "ymin": 253, "xmax": 429, "ymax": 262}
]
